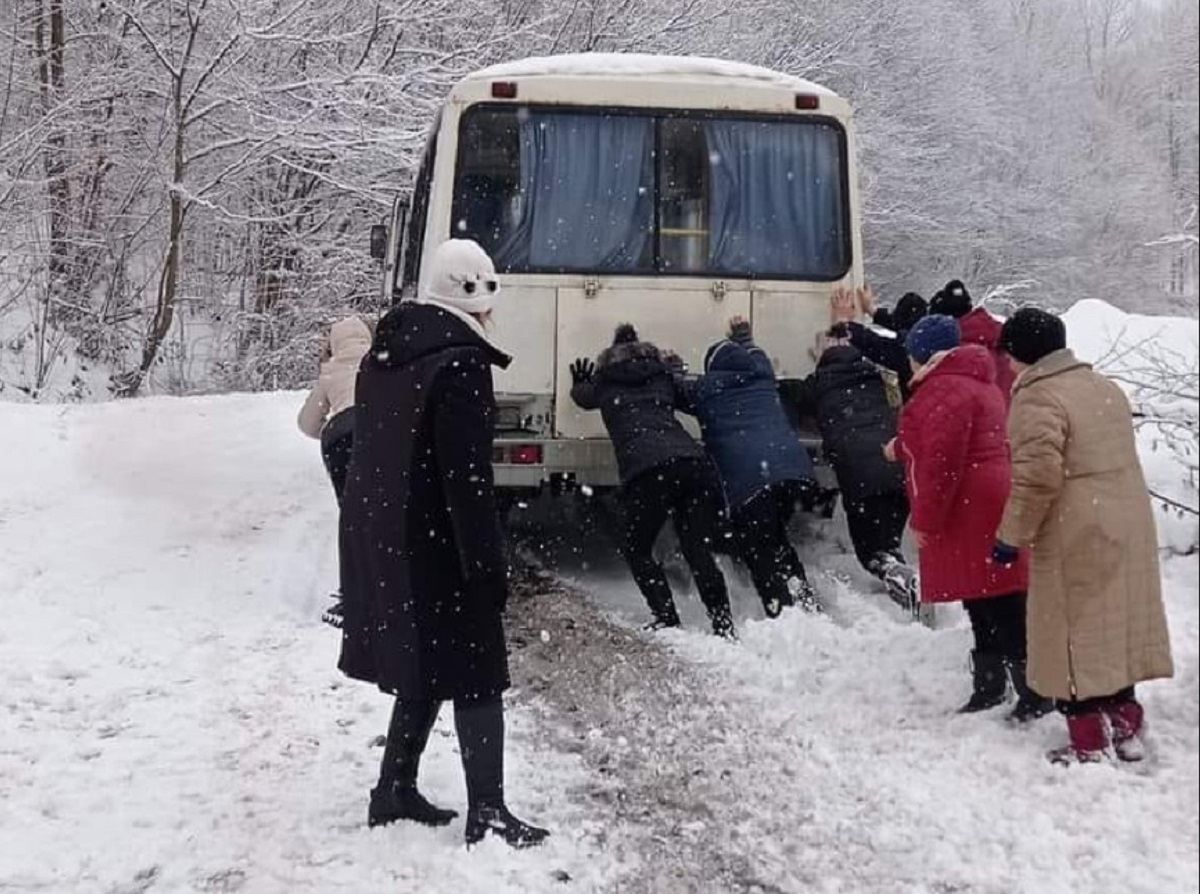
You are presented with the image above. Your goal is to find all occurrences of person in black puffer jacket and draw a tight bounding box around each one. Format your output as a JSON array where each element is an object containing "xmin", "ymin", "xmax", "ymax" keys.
[
  {"xmin": 782, "ymin": 339, "xmax": 916, "ymax": 601},
  {"xmin": 675, "ymin": 316, "xmax": 819, "ymax": 617},
  {"xmin": 570, "ymin": 324, "xmax": 735, "ymax": 639}
]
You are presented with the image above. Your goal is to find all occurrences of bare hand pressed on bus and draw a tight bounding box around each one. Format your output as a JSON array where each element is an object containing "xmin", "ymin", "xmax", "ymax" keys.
[
  {"xmin": 727, "ymin": 315, "xmax": 751, "ymax": 340},
  {"xmin": 830, "ymin": 285, "xmax": 858, "ymax": 324},
  {"xmin": 857, "ymin": 285, "xmax": 877, "ymax": 317}
]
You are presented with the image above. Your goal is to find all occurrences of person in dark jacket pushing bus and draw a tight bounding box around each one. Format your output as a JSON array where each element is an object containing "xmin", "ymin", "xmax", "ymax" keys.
[
  {"xmin": 783, "ymin": 335, "xmax": 917, "ymax": 610},
  {"xmin": 570, "ymin": 324, "xmax": 736, "ymax": 640},
  {"xmin": 675, "ymin": 316, "xmax": 819, "ymax": 617}
]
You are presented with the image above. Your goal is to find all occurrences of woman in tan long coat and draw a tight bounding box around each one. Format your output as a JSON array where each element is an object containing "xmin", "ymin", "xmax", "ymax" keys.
[{"xmin": 993, "ymin": 308, "xmax": 1173, "ymax": 764}]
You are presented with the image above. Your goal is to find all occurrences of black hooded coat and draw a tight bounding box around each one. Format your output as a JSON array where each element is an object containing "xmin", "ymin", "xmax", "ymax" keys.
[{"xmin": 338, "ymin": 300, "xmax": 512, "ymax": 702}]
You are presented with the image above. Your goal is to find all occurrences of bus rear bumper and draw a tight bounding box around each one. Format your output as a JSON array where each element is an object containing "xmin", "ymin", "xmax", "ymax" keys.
[
  {"xmin": 493, "ymin": 435, "xmax": 832, "ymax": 492},
  {"xmin": 494, "ymin": 438, "xmax": 620, "ymax": 490}
]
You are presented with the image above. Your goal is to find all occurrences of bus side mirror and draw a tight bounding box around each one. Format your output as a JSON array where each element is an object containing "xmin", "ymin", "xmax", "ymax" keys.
[{"xmin": 369, "ymin": 224, "xmax": 388, "ymax": 260}]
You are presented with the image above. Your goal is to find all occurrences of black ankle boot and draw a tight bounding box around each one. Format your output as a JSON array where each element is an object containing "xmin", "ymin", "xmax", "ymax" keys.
[
  {"xmin": 959, "ymin": 650, "xmax": 1007, "ymax": 713},
  {"xmin": 465, "ymin": 803, "xmax": 550, "ymax": 849},
  {"xmin": 368, "ymin": 781, "xmax": 458, "ymax": 828},
  {"xmin": 1005, "ymin": 659, "xmax": 1054, "ymax": 723}
]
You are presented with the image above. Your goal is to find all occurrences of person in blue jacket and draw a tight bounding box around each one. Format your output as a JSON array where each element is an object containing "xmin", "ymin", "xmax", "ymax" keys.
[{"xmin": 675, "ymin": 316, "xmax": 819, "ymax": 617}]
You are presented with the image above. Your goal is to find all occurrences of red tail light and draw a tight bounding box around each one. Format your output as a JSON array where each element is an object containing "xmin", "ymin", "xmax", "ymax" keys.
[
  {"xmin": 794, "ymin": 93, "xmax": 820, "ymax": 111},
  {"xmin": 509, "ymin": 444, "xmax": 543, "ymax": 465},
  {"xmin": 491, "ymin": 81, "xmax": 518, "ymax": 99}
]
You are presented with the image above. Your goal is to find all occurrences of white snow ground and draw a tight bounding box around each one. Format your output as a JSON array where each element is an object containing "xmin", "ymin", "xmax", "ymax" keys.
[
  {"xmin": 0, "ymin": 396, "xmax": 616, "ymax": 893},
  {"xmin": 1, "ymin": 300, "xmax": 1197, "ymax": 893}
]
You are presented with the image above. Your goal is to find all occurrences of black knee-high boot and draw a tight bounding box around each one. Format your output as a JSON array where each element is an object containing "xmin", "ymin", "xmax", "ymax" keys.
[
  {"xmin": 369, "ymin": 699, "xmax": 458, "ymax": 828},
  {"xmin": 454, "ymin": 698, "xmax": 549, "ymax": 849}
]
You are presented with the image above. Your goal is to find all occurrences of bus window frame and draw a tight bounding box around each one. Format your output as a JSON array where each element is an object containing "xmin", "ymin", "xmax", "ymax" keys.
[
  {"xmin": 450, "ymin": 102, "xmax": 853, "ymax": 283},
  {"xmin": 398, "ymin": 123, "xmax": 440, "ymax": 300}
]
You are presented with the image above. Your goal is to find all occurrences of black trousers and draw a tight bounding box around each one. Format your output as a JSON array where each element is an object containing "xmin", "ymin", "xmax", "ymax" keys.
[
  {"xmin": 843, "ymin": 491, "xmax": 909, "ymax": 569},
  {"xmin": 731, "ymin": 482, "xmax": 807, "ymax": 612},
  {"xmin": 620, "ymin": 458, "xmax": 731, "ymax": 624},
  {"xmin": 1059, "ymin": 686, "xmax": 1137, "ymax": 717},
  {"xmin": 322, "ymin": 410, "xmax": 354, "ymax": 601},
  {"xmin": 321, "ymin": 410, "xmax": 352, "ymax": 501},
  {"xmin": 380, "ymin": 696, "xmax": 505, "ymax": 809},
  {"xmin": 321, "ymin": 428, "xmax": 354, "ymax": 507},
  {"xmin": 964, "ymin": 592, "xmax": 1027, "ymax": 661}
]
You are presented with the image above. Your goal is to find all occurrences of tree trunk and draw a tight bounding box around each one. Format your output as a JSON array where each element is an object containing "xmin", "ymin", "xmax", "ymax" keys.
[
  {"xmin": 34, "ymin": 0, "xmax": 72, "ymax": 321},
  {"xmin": 117, "ymin": 82, "xmax": 187, "ymax": 397}
]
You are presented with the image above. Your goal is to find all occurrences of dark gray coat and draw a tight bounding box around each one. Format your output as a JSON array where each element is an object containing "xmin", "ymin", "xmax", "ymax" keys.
[
  {"xmin": 338, "ymin": 301, "xmax": 511, "ymax": 701},
  {"xmin": 570, "ymin": 339, "xmax": 704, "ymax": 485}
]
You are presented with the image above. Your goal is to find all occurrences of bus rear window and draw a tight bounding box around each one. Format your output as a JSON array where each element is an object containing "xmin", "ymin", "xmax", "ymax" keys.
[{"xmin": 452, "ymin": 106, "xmax": 850, "ymax": 281}]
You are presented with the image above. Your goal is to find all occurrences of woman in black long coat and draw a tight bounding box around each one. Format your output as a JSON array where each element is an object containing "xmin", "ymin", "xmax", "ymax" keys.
[{"xmin": 338, "ymin": 239, "xmax": 548, "ymax": 849}]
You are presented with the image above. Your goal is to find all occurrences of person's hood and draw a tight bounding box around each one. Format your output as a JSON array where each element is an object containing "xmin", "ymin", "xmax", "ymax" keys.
[
  {"xmin": 958, "ymin": 306, "xmax": 1002, "ymax": 349},
  {"xmin": 329, "ymin": 316, "xmax": 372, "ymax": 361},
  {"xmin": 369, "ymin": 301, "xmax": 511, "ymax": 371},
  {"xmin": 892, "ymin": 292, "xmax": 928, "ymax": 333},
  {"xmin": 703, "ymin": 339, "xmax": 757, "ymax": 375},
  {"xmin": 816, "ymin": 344, "xmax": 865, "ymax": 369},
  {"xmin": 596, "ymin": 339, "xmax": 667, "ymax": 385},
  {"xmin": 920, "ymin": 343, "xmax": 996, "ymax": 386}
]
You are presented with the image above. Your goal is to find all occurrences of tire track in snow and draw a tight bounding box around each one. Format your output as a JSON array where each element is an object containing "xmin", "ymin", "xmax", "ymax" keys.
[{"xmin": 506, "ymin": 568, "xmax": 823, "ymax": 894}]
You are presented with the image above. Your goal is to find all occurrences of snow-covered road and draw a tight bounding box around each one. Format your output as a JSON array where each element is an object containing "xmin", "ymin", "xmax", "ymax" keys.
[
  {"xmin": 2, "ymin": 293, "xmax": 1198, "ymax": 892},
  {"xmin": 0, "ymin": 396, "xmax": 614, "ymax": 893},
  {"xmin": 1, "ymin": 391, "xmax": 1195, "ymax": 893}
]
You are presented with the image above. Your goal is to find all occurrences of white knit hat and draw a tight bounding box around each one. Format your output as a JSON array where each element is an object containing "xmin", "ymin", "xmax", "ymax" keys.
[{"xmin": 420, "ymin": 239, "xmax": 501, "ymax": 316}]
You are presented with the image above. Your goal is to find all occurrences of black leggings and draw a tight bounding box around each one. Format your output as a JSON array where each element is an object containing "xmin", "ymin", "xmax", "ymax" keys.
[
  {"xmin": 620, "ymin": 458, "xmax": 731, "ymax": 625},
  {"xmin": 321, "ymin": 429, "xmax": 353, "ymax": 507},
  {"xmin": 731, "ymin": 482, "xmax": 807, "ymax": 612},
  {"xmin": 963, "ymin": 593, "xmax": 1027, "ymax": 660},
  {"xmin": 380, "ymin": 697, "xmax": 505, "ymax": 808},
  {"xmin": 842, "ymin": 491, "xmax": 909, "ymax": 570}
]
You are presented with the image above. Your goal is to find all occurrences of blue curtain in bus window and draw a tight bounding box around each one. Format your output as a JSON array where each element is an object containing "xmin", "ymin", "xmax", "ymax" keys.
[
  {"xmin": 705, "ymin": 120, "xmax": 846, "ymax": 278},
  {"xmin": 496, "ymin": 113, "xmax": 653, "ymax": 271}
]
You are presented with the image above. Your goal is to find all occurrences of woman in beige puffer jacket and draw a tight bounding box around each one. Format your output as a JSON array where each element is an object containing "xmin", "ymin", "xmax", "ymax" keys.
[
  {"xmin": 299, "ymin": 315, "xmax": 374, "ymax": 627},
  {"xmin": 298, "ymin": 316, "xmax": 374, "ymax": 454},
  {"xmin": 994, "ymin": 308, "xmax": 1173, "ymax": 765}
]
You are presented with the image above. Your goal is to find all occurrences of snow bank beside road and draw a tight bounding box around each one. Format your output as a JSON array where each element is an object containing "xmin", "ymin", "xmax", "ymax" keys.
[{"xmin": 1062, "ymin": 298, "xmax": 1198, "ymax": 553}]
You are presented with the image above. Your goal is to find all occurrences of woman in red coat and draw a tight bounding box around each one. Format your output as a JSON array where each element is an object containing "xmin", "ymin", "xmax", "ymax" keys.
[{"xmin": 890, "ymin": 315, "xmax": 1051, "ymax": 721}]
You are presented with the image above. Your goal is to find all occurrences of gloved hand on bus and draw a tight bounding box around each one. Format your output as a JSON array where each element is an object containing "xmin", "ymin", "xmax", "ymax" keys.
[{"xmin": 569, "ymin": 358, "xmax": 595, "ymax": 385}]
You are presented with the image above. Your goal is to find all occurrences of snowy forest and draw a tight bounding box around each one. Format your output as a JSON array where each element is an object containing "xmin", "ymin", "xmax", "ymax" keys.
[{"xmin": 0, "ymin": 0, "xmax": 1197, "ymax": 401}]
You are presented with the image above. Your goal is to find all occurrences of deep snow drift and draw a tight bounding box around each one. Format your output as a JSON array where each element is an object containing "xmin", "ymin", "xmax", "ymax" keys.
[{"xmin": 0, "ymin": 299, "xmax": 1196, "ymax": 893}]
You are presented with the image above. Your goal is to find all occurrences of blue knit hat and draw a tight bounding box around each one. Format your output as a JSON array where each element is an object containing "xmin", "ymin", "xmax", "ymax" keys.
[{"xmin": 905, "ymin": 314, "xmax": 961, "ymax": 364}]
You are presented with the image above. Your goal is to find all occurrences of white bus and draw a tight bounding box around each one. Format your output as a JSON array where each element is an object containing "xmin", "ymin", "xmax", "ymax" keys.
[{"xmin": 372, "ymin": 54, "xmax": 864, "ymax": 493}]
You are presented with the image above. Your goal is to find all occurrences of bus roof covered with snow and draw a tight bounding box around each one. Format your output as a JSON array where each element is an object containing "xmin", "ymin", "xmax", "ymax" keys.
[{"xmin": 375, "ymin": 54, "xmax": 864, "ymax": 491}]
